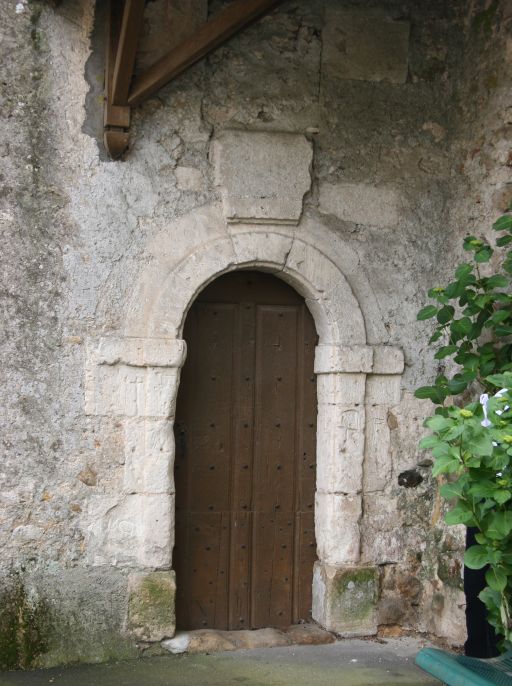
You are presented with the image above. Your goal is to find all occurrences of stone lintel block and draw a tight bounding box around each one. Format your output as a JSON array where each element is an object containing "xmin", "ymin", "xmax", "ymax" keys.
[
  {"xmin": 322, "ymin": 9, "xmax": 410, "ymax": 85},
  {"xmin": 317, "ymin": 373, "xmax": 366, "ymax": 405},
  {"xmin": 315, "ymin": 493, "xmax": 361, "ymax": 565},
  {"xmin": 319, "ymin": 182, "xmax": 402, "ymax": 228},
  {"xmin": 315, "ymin": 344, "xmax": 373, "ymax": 374},
  {"xmin": 312, "ymin": 562, "xmax": 378, "ymax": 636},
  {"xmin": 128, "ymin": 571, "xmax": 176, "ymax": 641},
  {"xmin": 124, "ymin": 419, "xmax": 174, "ymax": 494},
  {"xmin": 366, "ymin": 375, "xmax": 402, "ymax": 406},
  {"xmin": 212, "ymin": 130, "xmax": 312, "ymax": 225}
]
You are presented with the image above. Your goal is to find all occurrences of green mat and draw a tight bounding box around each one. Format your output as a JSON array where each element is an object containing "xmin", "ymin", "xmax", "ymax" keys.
[{"xmin": 415, "ymin": 648, "xmax": 512, "ymax": 685}]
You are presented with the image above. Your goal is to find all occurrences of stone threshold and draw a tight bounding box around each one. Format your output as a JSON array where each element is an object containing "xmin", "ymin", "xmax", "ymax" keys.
[{"xmin": 162, "ymin": 623, "xmax": 335, "ymax": 655}]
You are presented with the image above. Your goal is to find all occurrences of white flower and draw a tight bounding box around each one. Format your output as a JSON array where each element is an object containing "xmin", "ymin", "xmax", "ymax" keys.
[{"xmin": 480, "ymin": 389, "xmax": 509, "ymax": 427}]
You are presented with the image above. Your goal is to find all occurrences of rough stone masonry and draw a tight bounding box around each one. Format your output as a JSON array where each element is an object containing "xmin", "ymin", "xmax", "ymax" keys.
[{"xmin": 1, "ymin": 0, "xmax": 511, "ymax": 669}]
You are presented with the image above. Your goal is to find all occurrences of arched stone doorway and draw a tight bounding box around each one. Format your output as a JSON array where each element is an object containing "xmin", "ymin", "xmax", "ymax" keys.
[
  {"xmin": 174, "ymin": 270, "xmax": 317, "ymax": 630},
  {"xmin": 84, "ymin": 202, "xmax": 404, "ymax": 642}
]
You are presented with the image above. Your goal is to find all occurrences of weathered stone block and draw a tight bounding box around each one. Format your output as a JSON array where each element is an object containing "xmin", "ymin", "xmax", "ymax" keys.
[
  {"xmin": 372, "ymin": 346, "xmax": 404, "ymax": 375},
  {"xmin": 85, "ymin": 494, "xmax": 173, "ymax": 568},
  {"xmin": 213, "ymin": 130, "xmax": 312, "ymax": 224},
  {"xmin": 128, "ymin": 571, "xmax": 176, "ymax": 641},
  {"xmin": 285, "ymin": 239, "xmax": 343, "ymax": 296},
  {"xmin": 314, "ymin": 345, "xmax": 373, "ymax": 374},
  {"xmin": 320, "ymin": 182, "xmax": 402, "ymax": 228},
  {"xmin": 123, "ymin": 419, "xmax": 174, "ymax": 494},
  {"xmin": 312, "ymin": 562, "xmax": 378, "ymax": 636},
  {"xmin": 175, "ymin": 166, "xmax": 203, "ymax": 191},
  {"xmin": 363, "ymin": 405, "xmax": 391, "ymax": 493},
  {"xmin": 317, "ymin": 404, "xmax": 365, "ymax": 494},
  {"xmin": 85, "ymin": 338, "xmax": 186, "ymax": 417},
  {"xmin": 230, "ymin": 229, "xmax": 293, "ymax": 268},
  {"xmin": 322, "ymin": 9, "xmax": 410, "ymax": 84},
  {"xmin": 366, "ymin": 375, "xmax": 402, "ymax": 406},
  {"xmin": 315, "ymin": 493, "xmax": 361, "ymax": 565},
  {"xmin": 144, "ymin": 368, "xmax": 179, "ymax": 418},
  {"xmin": 317, "ymin": 373, "xmax": 366, "ymax": 405}
]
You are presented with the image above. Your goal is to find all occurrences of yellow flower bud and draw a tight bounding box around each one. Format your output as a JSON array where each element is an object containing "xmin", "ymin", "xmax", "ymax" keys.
[{"xmin": 460, "ymin": 409, "xmax": 473, "ymax": 418}]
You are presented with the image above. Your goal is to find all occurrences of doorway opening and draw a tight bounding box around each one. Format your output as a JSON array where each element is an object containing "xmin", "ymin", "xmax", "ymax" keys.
[{"xmin": 173, "ymin": 270, "xmax": 318, "ymax": 630}]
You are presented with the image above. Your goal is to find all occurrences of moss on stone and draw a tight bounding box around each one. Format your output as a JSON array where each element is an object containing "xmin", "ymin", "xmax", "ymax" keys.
[
  {"xmin": 128, "ymin": 571, "xmax": 176, "ymax": 642},
  {"xmin": 331, "ymin": 568, "xmax": 377, "ymax": 623},
  {"xmin": 472, "ymin": 0, "xmax": 499, "ymax": 35},
  {"xmin": 0, "ymin": 573, "xmax": 51, "ymax": 670}
]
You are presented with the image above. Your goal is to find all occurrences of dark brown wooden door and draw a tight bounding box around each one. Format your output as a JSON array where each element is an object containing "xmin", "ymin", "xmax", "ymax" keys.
[{"xmin": 174, "ymin": 271, "xmax": 317, "ymax": 631}]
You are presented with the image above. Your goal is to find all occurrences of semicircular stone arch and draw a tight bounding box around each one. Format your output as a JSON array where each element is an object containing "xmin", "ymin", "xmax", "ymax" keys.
[{"xmin": 85, "ymin": 206, "xmax": 404, "ymax": 641}]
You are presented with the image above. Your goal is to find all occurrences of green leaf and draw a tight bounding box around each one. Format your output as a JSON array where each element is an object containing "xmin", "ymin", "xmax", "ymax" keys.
[
  {"xmin": 486, "ymin": 566, "xmax": 508, "ymax": 592},
  {"xmin": 419, "ymin": 435, "xmax": 442, "ymax": 450},
  {"xmin": 485, "ymin": 275, "xmax": 509, "ymax": 289},
  {"xmin": 417, "ymin": 305, "xmax": 438, "ymax": 321},
  {"xmin": 432, "ymin": 454, "xmax": 461, "ymax": 476},
  {"xmin": 429, "ymin": 329, "xmax": 443, "ymax": 344},
  {"xmin": 447, "ymin": 376, "xmax": 468, "ymax": 394},
  {"xmin": 425, "ymin": 415, "xmax": 454, "ymax": 432},
  {"xmin": 494, "ymin": 490, "xmax": 512, "ymax": 505},
  {"xmin": 487, "ymin": 372, "xmax": 512, "ymax": 386},
  {"xmin": 496, "ymin": 234, "xmax": 512, "ymax": 247},
  {"xmin": 451, "ymin": 317, "xmax": 473, "ymax": 338},
  {"xmin": 445, "ymin": 282, "xmax": 461, "ymax": 299},
  {"xmin": 437, "ymin": 306, "xmax": 455, "ymax": 325},
  {"xmin": 440, "ymin": 481, "xmax": 464, "ymax": 500},
  {"xmin": 484, "ymin": 511, "xmax": 512, "ymax": 539},
  {"xmin": 434, "ymin": 345, "xmax": 458, "ymax": 360},
  {"xmin": 455, "ymin": 263, "xmax": 473, "ymax": 279},
  {"xmin": 490, "ymin": 310, "xmax": 510, "ymax": 324},
  {"xmin": 475, "ymin": 246, "xmax": 493, "ymax": 263},
  {"xmin": 493, "ymin": 214, "xmax": 512, "ymax": 231},
  {"xmin": 465, "ymin": 545, "xmax": 490, "ymax": 569},
  {"xmin": 470, "ymin": 432, "xmax": 494, "ymax": 457},
  {"xmin": 415, "ymin": 386, "xmax": 440, "ymax": 401},
  {"xmin": 445, "ymin": 505, "xmax": 474, "ymax": 525},
  {"xmin": 495, "ymin": 325, "xmax": 512, "ymax": 336}
]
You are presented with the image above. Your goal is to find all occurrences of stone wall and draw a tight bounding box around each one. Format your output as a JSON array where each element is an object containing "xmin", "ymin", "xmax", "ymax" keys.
[{"xmin": 0, "ymin": 0, "xmax": 511, "ymax": 668}]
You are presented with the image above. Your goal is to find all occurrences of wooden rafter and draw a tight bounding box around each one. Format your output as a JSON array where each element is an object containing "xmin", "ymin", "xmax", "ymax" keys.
[
  {"xmin": 104, "ymin": 0, "xmax": 286, "ymax": 158},
  {"xmin": 128, "ymin": 0, "xmax": 285, "ymax": 107},
  {"xmin": 104, "ymin": 0, "xmax": 142, "ymax": 158},
  {"xmin": 112, "ymin": 0, "xmax": 145, "ymax": 105}
]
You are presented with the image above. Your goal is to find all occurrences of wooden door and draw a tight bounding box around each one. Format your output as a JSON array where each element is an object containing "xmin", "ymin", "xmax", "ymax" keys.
[{"xmin": 174, "ymin": 271, "xmax": 317, "ymax": 630}]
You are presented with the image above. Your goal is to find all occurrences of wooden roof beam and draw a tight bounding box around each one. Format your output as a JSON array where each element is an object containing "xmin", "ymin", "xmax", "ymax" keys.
[
  {"xmin": 128, "ymin": 0, "xmax": 286, "ymax": 107},
  {"xmin": 111, "ymin": 0, "xmax": 145, "ymax": 106},
  {"xmin": 104, "ymin": 0, "xmax": 144, "ymax": 159}
]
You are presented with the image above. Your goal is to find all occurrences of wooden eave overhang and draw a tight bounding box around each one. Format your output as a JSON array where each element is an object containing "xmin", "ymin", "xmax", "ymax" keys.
[{"xmin": 104, "ymin": 0, "xmax": 286, "ymax": 159}]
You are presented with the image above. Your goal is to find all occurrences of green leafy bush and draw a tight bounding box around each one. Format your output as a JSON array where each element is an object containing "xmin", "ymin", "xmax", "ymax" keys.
[
  {"xmin": 416, "ymin": 211, "xmax": 512, "ymax": 648},
  {"xmin": 416, "ymin": 213, "xmax": 512, "ymax": 405}
]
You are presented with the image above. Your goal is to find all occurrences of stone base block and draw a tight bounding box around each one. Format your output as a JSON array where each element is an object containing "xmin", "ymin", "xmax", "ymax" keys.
[
  {"xmin": 128, "ymin": 571, "xmax": 176, "ymax": 641},
  {"xmin": 312, "ymin": 561, "xmax": 378, "ymax": 636}
]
